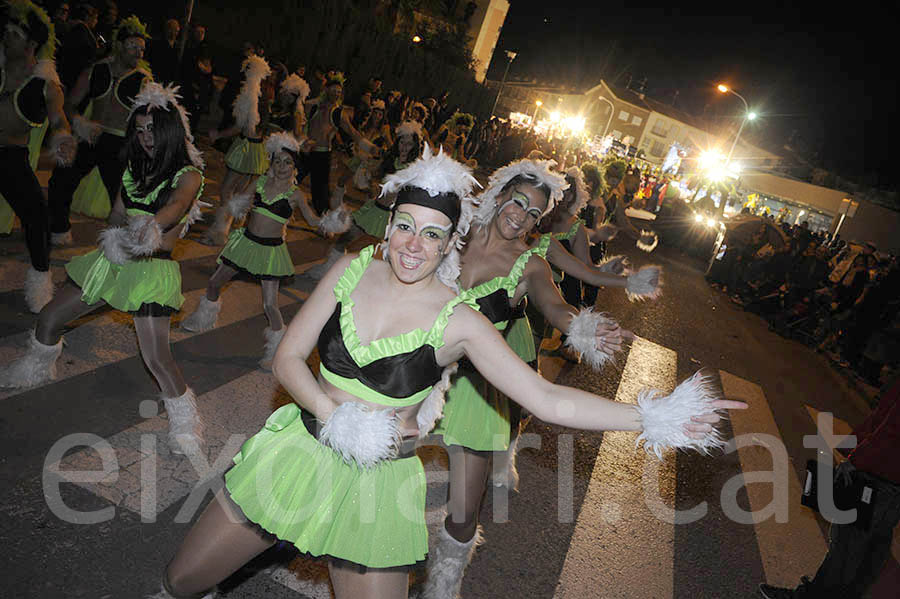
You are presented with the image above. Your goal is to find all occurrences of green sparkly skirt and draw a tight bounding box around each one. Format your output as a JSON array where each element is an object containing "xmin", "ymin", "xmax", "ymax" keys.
[
  {"xmin": 65, "ymin": 248, "xmax": 184, "ymax": 312},
  {"xmin": 225, "ymin": 136, "xmax": 269, "ymax": 175},
  {"xmin": 218, "ymin": 228, "xmax": 294, "ymax": 279},
  {"xmin": 352, "ymin": 199, "xmax": 391, "ymax": 238},
  {"xmin": 225, "ymin": 403, "xmax": 428, "ymax": 568}
]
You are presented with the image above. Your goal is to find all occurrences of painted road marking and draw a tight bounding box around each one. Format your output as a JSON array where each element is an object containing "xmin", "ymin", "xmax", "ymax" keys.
[{"xmin": 555, "ymin": 336, "xmax": 678, "ymax": 598}]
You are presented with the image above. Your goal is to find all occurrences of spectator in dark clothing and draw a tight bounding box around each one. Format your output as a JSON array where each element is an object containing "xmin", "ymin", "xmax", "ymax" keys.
[
  {"xmin": 180, "ymin": 24, "xmax": 212, "ymax": 131},
  {"xmin": 58, "ymin": 3, "xmax": 99, "ymax": 89},
  {"xmin": 759, "ymin": 375, "xmax": 900, "ymax": 599},
  {"xmin": 841, "ymin": 262, "xmax": 900, "ymax": 377},
  {"xmin": 95, "ymin": 1, "xmax": 118, "ymax": 53},
  {"xmin": 149, "ymin": 18, "xmax": 181, "ymax": 85},
  {"xmin": 51, "ymin": 2, "xmax": 71, "ymax": 36}
]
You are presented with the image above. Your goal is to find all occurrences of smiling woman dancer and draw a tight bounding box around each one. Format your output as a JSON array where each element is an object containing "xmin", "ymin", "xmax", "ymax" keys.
[
  {"xmin": 181, "ymin": 131, "xmax": 321, "ymax": 369},
  {"xmin": 0, "ymin": 83, "xmax": 206, "ymax": 454},
  {"xmin": 424, "ymin": 158, "xmax": 662, "ymax": 598},
  {"xmin": 151, "ymin": 147, "xmax": 743, "ymax": 599}
]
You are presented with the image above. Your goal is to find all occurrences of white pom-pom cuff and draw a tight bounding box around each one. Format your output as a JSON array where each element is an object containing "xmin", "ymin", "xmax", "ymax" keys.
[
  {"xmin": 227, "ymin": 193, "xmax": 253, "ymax": 219},
  {"xmin": 125, "ymin": 214, "xmax": 164, "ymax": 257},
  {"xmin": 597, "ymin": 254, "xmax": 628, "ymax": 275},
  {"xmin": 636, "ymin": 230, "xmax": 658, "ymax": 252},
  {"xmin": 49, "ymin": 132, "xmax": 76, "ymax": 166},
  {"xmin": 319, "ymin": 402, "xmax": 402, "ymax": 469},
  {"xmin": 626, "ymin": 265, "xmax": 663, "ymax": 302},
  {"xmin": 71, "ymin": 115, "xmax": 101, "ymax": 144},
  {"xmin": 563, "ymin": 308, "xmax": 621, "ymax": 370},
  {"xmin": 318, "ymin": 204, "xmax": 352, "ymax": 235},
  {"xmin": 416, "ymin": 362, "xmax": 458, "ymax": 438},
  {"xmin": 98, "ymin": 226, "xmax": 132, "ymax": 265},
  {"xmin": 635, "ymin": 371, "xmax": 726, "ymax": 459}
]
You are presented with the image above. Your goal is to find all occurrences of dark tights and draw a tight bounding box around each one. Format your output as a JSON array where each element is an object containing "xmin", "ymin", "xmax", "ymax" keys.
[
  {"xmin": 205, "ymin": 264, "xmax": 284, "ymax": 330},
  {"xmin": 35, "ymin": 281, "xmax": 187, "ymax": 397}
]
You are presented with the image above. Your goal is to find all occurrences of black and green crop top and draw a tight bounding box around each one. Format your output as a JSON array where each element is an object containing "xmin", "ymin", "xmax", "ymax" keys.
[
  {"xmin": 251, "ymin": 175, "xmax": 297, "ymax": 224},
  {"xmin": 552, "ymin": 219, "xmax": 584, "ymax": 248},
  {"xmin": 317, "ymin": 245, "xmax": 476, "ymax": 406},
  {"xmin": 88, "ymin": 61, "xmax": 152, "ymax": 110},
  {"xmin": 121, "ymin": 166, "xmax": 204, "ymax": 233},
  {"xmin": 0, "ymin": 67, "xmax": 48, "ymax": 128},
  {"xmin": 460, "ymin": 234, "xmax": 551, "ymax": 331}
]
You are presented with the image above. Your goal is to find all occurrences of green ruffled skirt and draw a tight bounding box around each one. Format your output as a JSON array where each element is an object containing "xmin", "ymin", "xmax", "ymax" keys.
[
  {"xmin": 65, "ymin": 248, "xmax": 184, "ymax": 312},
  {"xmin": 71, "ymin": 167, "xmax": 112, "ymax": 219},
  {"xmin": 218, "ymin": 228, "xmax": 294, "ymax": 279},
  {"xmin": 225, "ymin": 403, "xmax": 428, "ymax": 568},
  {"xmin": 225, "ymin": 137, "xmax": 269, "ymax": 175},
  {"xmin": 435, "ymin": 316, "xmax": 535, "ymax": 451},
  {"xmin": 352, "ymin": 199, "xmax": 391, "ymax": 238}
]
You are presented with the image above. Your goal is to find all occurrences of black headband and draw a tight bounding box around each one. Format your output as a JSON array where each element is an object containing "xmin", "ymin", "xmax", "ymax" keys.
[{"xmin": 393, "ymin": 186, "xmax": 461, "ymax": 227}]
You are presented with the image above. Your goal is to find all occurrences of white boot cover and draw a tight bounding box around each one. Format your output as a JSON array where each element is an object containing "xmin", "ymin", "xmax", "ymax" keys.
[
  {"xmin": 259, "ymin": 326, "xmax": 286, "ymax": 370},
  {"xmin": 146, "ymin": 583, "xmax": 216, "ymax": 599},
  {"xmin": 162, "ymin": 387, "xmax": 205, "ymax": 456},
  {"xmin": 50, "ymin": 230, "xmax": 73, "ymax": 247},
  {"xmin": 181, "ymin": 297, "xmax": 222, "ymax": 332},
  {"xmin": 0, "ymin": 330, "xmax": 63, "ymax": 389},
  {"xmin": 24, "ymin": 267, "xmax": 54, "ymax": 313},
  {"xmin": 422, "ymin": 524, "xmax": 484, "ymax": 599}
]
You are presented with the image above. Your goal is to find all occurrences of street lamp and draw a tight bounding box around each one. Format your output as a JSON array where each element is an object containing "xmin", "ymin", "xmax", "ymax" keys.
[
  {"xmin": 412, "ymin": 35, "xmax": 422, "ymax": 43},
  {"xmin": 597, "ymin": 95, "xmax": 615, "ymax": 137},
  {"xmin": 531, "ymin": 100, "xmax": 542, "ymax": 128},
  {"xmin": 717, "ymin": 83, "xmax": 755, "ymax": 166},
  {"xmin": 490, "ymin": 50, "xmax": 517, "ymax": 118}
]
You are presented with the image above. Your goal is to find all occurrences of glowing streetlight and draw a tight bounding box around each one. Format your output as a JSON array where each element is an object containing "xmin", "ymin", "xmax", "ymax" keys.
[
  {"xmin": 550, "ymin": 111, "xmax": 560, "ymax": 123},
  {"xmin": 716, "ymin": 83, "xmax": 755, "ymax": 166},
  {"xmin": 531, "ymin": 100, "xmax": 543, "ymax": 128},
  {"xmin": 412, "ymin": 35, "xmax": 422, "ymax": 43}
]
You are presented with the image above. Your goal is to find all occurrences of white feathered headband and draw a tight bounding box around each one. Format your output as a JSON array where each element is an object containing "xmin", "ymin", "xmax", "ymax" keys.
[
  {"xmin": 232, "ymin": 55, "xmax": 271, "ymax": 133},
  {"xmin": 264, "ymin": 131, "xmax": 301, "ymax": 157},
  {"xmin": 130, "ymin": 82, "xmax": 204, "ymax": 168},
  {"xmin": 564, "ymin": 165, "xmax": 590, "ymax": 216},
  {"xmin": 472, "ymin": 158, "xmax": 568, "ymax": 227},
  {"xmin": 396, "ymin": 120, "xmax": 423, "ymax": 139},
  {"xmin": 379, "ymin": 144, "xmax": 481, "ymax": 290}
]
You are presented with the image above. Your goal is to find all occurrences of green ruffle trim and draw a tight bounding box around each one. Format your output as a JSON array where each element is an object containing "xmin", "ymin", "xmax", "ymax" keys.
[
  {"xmin": 552, "ymin": 218, "xmax": 585, "ymax": 241},
  {"xmin": 121, "ymin": 165, "xmax": 203, "ymax": 208},
  {"xmin": 255, "ymin": 175, "xmax": 297, "ymax": 206},
  {"xmin": 334, "ymin": 245, "xmax": 477, "ymax": 368},
  {"xmin": 461, "ymin": 235, "xmax": 552, "ymax": 306}
]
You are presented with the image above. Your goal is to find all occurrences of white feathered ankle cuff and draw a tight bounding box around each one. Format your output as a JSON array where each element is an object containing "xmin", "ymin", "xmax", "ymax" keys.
[
  {"xmin": 635, "ymin": 371, "xmax": 726, "ymax": 459},
  {"xmin": 320, "ymin": 402, "xmax": 402, "ymax": 469},
  {"xmin": 626, "ymin": 265, "xmax": 663, "ymax": 301},
  {"xmin": 563, "ymin": 308, "xmax": 620, "ymax": 370},
  {"xmin": 227, "ymin": 193, "xmax": 253, "ymax": 219}
]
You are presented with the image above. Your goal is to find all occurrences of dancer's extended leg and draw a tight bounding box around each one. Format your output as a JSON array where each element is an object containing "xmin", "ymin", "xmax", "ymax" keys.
[{"xmin": 329, "ymin": 560, "xmax": 409, "ymax": 599}]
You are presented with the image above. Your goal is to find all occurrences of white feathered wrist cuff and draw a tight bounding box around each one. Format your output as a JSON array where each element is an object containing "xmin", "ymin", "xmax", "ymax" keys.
[
  {"xmin": 626, "ymin": 265, "xmax": 662, "ymax": 301},
  {"xmin": 318, "ymin": 204, "xmax": 352, "ymax": 235},
  {"xmin": 49, "ymin": 132, "xmax": 76, "ymax": 166},
  {"xmin": 98, "ymin": 214, "xmax": 163, "ymax": 265},
  {"xmin": 636, "ymin": 230, "xmax": 658, "ymax": 252},
  {"xmin": 319, "ymin": 402, "xmax": 401, "ymax": 469},
  {"xmin": 563, "ymin": 308, "xmax": 620, "ymax": 370},
  {"xmin": 416, "ymin": 362, "xmax": 458, "ymax": 438},
  {"xmin": 597, "ymin": 254, "xmax": 628, "ymax": 275},
  {"xmin": 227, "ymin": 192, "xmax": 253, "ymax": 219},
  {"xmin": 71, "ymin": 114, "xmax": 101, "ymax": 144},
  {"xmin": 635, "ymin": 371, "xmax": 726, "ymax": 459}
]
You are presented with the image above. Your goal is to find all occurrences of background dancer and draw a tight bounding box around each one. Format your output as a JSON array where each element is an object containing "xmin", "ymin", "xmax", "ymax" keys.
[
  {"xmin": 182, "ymin": 132, "xmax": 320, "ymax": 370},
  {"xmin": 48, "ymin": 14, "xmax": 150, "ymax": 241},
  {"xmin": 153, "ymin": 147, "xmax": 743, "ymax": 599},
  {"xmin": 1, "ymin": 83, "xmax": 206, "ymax": 456},
  {"xmin": 201, "ymin": 53, "xmax": 271, "ymax": 246},
  {"xmin": 0, "ymin": 0, "xmax": 75, "ymax": 312}
]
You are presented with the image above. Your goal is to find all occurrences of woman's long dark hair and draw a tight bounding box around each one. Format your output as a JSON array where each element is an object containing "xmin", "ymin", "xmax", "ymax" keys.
[{"xmin": 122, "ymin": 104, "xmax": 192, "ymax": 196}]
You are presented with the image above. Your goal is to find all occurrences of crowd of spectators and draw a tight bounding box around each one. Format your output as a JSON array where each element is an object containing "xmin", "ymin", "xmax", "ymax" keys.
[{"xmin": 708, "ymin": 211, "xmax": 900, "ymax": 387}]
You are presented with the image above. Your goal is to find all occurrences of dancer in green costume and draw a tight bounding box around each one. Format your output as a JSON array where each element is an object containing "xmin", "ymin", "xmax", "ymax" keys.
[
  {"xmin": 153, "ymin": 146, "xmax": 742, "ymax": 599},
  {"xmin": 425, "ymin": 158, "xmax": 664, "ymax": 599},
  {"xmin": 1, "ymin": 83, "xmax": 207, "ymax": 457},
  {"xmin": 181, "ymin": 132, "xmax": 321, "ymax": 369}
]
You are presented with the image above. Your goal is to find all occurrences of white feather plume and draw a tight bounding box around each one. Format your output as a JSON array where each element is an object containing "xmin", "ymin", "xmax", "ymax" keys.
[
  {"xmin": 279, "ymin": 73, "xmax": 310, "ymax": 110},
  {"xmin": 379, "ymin": 143, "xmax": 480, "ymax": 208},
  {"xmin": 473, "ymin": 158, "xmax": 568, "ymax": 227},
  {"xmin": 563, "ymin": 308, "xmax": 621, "ymax": 370},
  {"xmin": 125, "ymin": 214, "xmax": 163, "ymax": 257},
  {"xmin": 416, "ymin": 363, "xmax": 458, "ymax": 438},
  {"xmin": 32, "ymin": 59, "xmax": 61, "ymax": 86},
  {"xmin": 635, "ymin": 371, "xmax": 727, "ymax": 459},
  {"xmin": 180, "ymin": 200, "xmax": 212, "ymax": 238},
  {"xmin": 232, "ymin": 55, "xmax": 271, "ymax": 133},
  {"xmin": 565, "ymin": 166, "xmax": 589, "ymax": 215},
  {"xmin": 264, "ymin": 131, "xmax": 301, "ymax": 156},
  {"xmin": 626, "ymin": 265, "xmax": 663, "ymax": 301},
  {"xmin": 318, "ymin": 203, "xmax": 352, "ymax": 235},
  {"xmin": 71, "ymin": 114, "xmax": 101, "ymax": 145},
  {"xmin": 319, "ymin": 402, "xmax": 401, "ymax": 469},
  {"xmin": 396, "ymin": 120, "xmax": 423, "ymax": 139},
  {"xmin": 98, "ymin": 226, "xmax": 131, "ymax": 265}
]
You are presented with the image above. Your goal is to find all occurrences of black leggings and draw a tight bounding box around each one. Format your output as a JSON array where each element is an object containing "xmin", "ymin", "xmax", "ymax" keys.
[
  {"xmin": 48, "ymin": 133, "xmax": 126, "ymax": 234},
  {"xmin": 0, "ymin": 146, "xmax": 50, "ymax": 271},
  {"xmin": 297, "ymin": 151, "xmax": 331, "ymax": 216}
]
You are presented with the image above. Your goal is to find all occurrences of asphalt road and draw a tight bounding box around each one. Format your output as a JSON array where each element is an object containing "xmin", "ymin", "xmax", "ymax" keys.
[{"xmin": 1, "ymin": 159, "xmax": 896, "ymax": 598}]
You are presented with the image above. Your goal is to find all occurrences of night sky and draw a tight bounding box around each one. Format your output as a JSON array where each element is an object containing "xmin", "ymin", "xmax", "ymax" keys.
[{"xmin": 486, "ymin": 4, "xmax": 895, "ymax": 188}]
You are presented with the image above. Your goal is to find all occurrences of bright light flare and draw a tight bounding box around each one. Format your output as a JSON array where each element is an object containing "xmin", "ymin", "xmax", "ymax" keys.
[
  {"xmin": 536, "ymin": 100, "xmax": 543, "ymax": 107},
  {"xmin": 695, "ymin": 214, "xmax": 704, "ymax": 223},
  {"xmin": 706, "ymin": 217, "xmax": 717, "ymax": 228},
  {"xmin": 717, "ymin": 84, "xmax": 729, "ymax": 93},
  {"xmin": 550, "ymin": 111, "xmax": 560, "ymax": 123},
  {"xmin": 412, "ymin": 35, "xmax": 422, "ymax": 43},
  {"xmin": 564, "ymin": 115, "xmax": 585, "ymax": 133},
  {"xmin": 747, "ymin": 111, "xmax": 758, "ymax": 120},
  {"xmin": 699, "ymin": 150, "xmax": 725, "ymax": 171}
]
